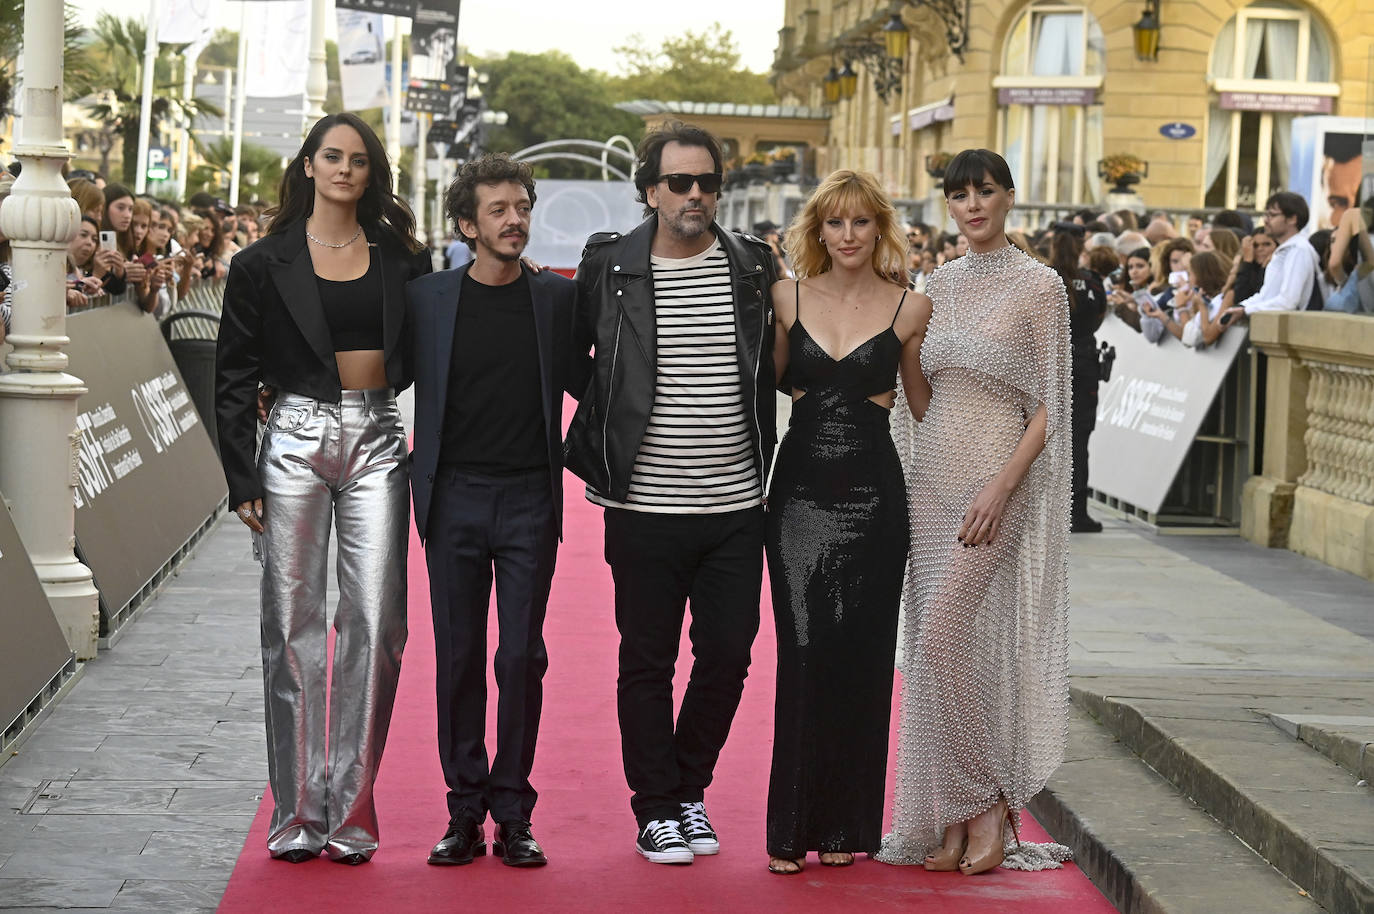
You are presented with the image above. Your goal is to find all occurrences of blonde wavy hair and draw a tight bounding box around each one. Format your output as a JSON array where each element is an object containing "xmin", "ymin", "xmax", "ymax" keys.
[{"xmin": 784, "ymin": 170, "xmax": 908, "ymax": 283}]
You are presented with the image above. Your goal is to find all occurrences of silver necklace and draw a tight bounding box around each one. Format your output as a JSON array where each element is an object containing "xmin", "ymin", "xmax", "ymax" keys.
[{"xmin": 305, "ymin": 220, "xmax": 362, "ymax": 249}]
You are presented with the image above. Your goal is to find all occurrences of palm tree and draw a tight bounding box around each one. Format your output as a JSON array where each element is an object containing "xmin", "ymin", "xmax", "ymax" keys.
[
  {"xmin": 194, "ymin": 137, "xmax": 285, "ymax": 203},
  {"xmin": 81, "ymin": 12, "xmax": 219, "ymax": 186},
  {"xmin": 0, "ymin": 2, "xmax": 98, "ymax": 122}
]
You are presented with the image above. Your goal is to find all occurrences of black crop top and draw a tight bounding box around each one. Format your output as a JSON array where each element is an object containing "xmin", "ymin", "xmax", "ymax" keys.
[
  {"xmin": 788, "ymin": 283, "xmax": 906, "ymax": 400},
  {"xmin": 316, "ymin": 255, "xmax": 384, "ymax": 352}
]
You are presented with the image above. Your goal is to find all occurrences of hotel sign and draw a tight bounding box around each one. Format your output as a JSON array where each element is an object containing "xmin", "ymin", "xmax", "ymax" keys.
[
  {"xmin": 997, "ymin": 86, "xmax": 1097, "ymax": 106},
  {"xmin": 1219, "ymin": 91, "xmax": 1333, "ymax": 114}
]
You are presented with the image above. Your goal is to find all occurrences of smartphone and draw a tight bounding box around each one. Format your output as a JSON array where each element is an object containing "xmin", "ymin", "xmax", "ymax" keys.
[
  {"xmin": 1220, "ymin": 311, "xmax": 1238, "ymax": 327},
  {"xmin": 1168, "ymin": 270, "xmax": 1189, "ymax": 288},
  {"xmin": 1133, "ymin": 289, "xmax": 1155, "ymax": 308},
  {"xmin": 99, "ymin": 230, "xmax": 117, "ymax": 251}
]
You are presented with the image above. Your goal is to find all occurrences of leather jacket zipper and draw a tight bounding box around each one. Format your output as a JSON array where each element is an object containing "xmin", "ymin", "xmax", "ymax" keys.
[{"xmin": 603, "ymin": 310, "xmax": 622, "ymax": 486}]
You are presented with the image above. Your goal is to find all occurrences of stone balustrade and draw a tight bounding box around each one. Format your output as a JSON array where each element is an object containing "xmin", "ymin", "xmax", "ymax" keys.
[{"xmin": 1242, "ymin": 311, "xmax": 1374, "ymax": 581}]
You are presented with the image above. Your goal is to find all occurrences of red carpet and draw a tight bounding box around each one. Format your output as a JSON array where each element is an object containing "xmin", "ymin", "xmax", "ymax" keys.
[{"xmin": 218, "ymin": 467, "xmax": 1116, "ymax": 913}]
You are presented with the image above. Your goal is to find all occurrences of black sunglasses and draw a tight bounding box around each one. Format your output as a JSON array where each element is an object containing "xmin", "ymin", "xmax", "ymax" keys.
[{"xmin": 659, "ymin": 172, "xmax": 723, "ymax": 194}]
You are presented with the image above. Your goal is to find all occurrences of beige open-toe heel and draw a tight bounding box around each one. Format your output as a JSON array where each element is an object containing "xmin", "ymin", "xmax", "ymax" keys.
[
  {"xmin": 924, "ymin": 824, "xmax": 968, "ymax": 872},
  {"xmin": 959, "ymin": 801, "xmax": 1016, "ymax": 876}
]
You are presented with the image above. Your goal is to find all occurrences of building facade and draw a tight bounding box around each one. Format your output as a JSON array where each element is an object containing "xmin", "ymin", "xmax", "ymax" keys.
[{"xmin": 772, "ymin": 0, "xmax": 1372, "ymax": 220}]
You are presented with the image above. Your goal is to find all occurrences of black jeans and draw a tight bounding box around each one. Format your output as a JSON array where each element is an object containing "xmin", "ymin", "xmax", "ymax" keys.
[
  {"xmin": 603, "ymin": 505, "xmax": 764, "ymax": 827},
  {"xmin": 426, "ymin": 467, "xmax": 558, "ymax": 824}
]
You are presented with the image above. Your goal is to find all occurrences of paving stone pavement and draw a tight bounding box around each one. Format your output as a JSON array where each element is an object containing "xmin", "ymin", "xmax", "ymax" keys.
[{"xmin": 3, "ymin": 402, "xmax": 1371, "ymax": 912}]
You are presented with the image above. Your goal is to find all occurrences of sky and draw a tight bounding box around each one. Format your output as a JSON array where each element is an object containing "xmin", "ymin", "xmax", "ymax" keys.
[{"xmin": 67, "ymin": 0, "xmax": 787, "ymax": 75}]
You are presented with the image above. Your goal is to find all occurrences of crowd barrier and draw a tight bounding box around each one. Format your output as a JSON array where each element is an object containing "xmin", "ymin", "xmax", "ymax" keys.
[
  {"xmin": 0, "ymin": 486, "xmax": 77, "ymax": 754},
  {"xmin": 66, "ymin": 301, "xmax": 228, "ymax": 639},
  {"xmin": 1089, "ymin": 313, "xmax": 1253, "ymax": 526}
]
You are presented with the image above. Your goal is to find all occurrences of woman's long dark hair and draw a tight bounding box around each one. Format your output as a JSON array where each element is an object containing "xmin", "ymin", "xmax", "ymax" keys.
[
  {"xmin": 102, "ymin": 183, "xmax": 135, "ymax": 257},
  {"xmin": 1050, "ymin": 225, "xmax": 1086, "ymax": 311},
  {"xmin": 266, "ymin": 112, "xmax": 421, "ymax": 253}
]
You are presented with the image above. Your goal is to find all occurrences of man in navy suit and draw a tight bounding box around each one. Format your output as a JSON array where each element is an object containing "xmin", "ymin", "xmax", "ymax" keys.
[{"xmin": 407, "ymin": 154, "xmax": 578, "ymax": 868}]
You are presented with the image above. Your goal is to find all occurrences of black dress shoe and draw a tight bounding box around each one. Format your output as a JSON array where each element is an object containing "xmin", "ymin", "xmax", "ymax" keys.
[
  {"xmin": 1071, "ymin": 515, "xmax": 1103, "ymax": 533},
  {"xmin": 275, "ymin": 848, "xmax": 317, "ymax": 864},
  {"xmin": 427, "ymin": 813, "xmax": 486, "ymax": 866},
  {"xmin": 493, "ymin": 820, "xmax": 547, "ymax": 867}
]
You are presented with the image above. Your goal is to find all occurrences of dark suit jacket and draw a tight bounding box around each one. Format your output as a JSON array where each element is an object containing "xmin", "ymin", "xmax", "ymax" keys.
[
  {"xmin": 407, "ymin": 263, "xmax": 580, "ymax": 543},
  {"xmin": 215, "ymin": 223, "xmax": 432, "ymax": 508}
]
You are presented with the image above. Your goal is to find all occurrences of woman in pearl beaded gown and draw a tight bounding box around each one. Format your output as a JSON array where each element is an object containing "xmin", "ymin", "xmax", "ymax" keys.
[
  {"xmin": 763, "ymin": 171, "xmax": 932, "ymax": 875},
  {"xmin": 879, "ymin": 149, "xmax": 1073, "ymax": 874}
]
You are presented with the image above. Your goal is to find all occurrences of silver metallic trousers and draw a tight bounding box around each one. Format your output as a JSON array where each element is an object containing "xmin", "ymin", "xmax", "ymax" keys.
[{"xmin": 257, "ymin": 389, "xmax": 409, "ymax": 860}]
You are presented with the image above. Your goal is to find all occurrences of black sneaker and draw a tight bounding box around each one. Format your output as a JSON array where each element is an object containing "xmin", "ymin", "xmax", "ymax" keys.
[
  {"xmin": 635, "ymin": 819, "xmax": 694, "ymax": 864},
  {"xmin": 679, "ymin": 802, "xmax": 719, "ymax": 855}
]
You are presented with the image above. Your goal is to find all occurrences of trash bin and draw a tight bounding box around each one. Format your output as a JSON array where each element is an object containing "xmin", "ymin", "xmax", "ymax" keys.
[{"xmin": 160, "ymin": 309, "xmax": 221, "ymax": 455}]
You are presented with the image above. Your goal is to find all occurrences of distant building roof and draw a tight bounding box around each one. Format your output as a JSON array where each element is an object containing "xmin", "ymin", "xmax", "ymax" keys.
[{"xmin": 616, "ymin": 100, "xmax": 831, "ymax": 120}]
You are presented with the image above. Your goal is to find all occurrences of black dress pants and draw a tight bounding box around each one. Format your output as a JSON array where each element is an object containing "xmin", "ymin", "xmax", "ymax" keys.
[
  {"xmin": 1072, "ymin": 380, "xmax": 1098, "ymax": 520},
  {"xmin": 603, "ymin": 505, "xmax": 764, "ymax": 827},
  {"xmin": 426, "ymin": 467, "xmax": 558, "ymax": 824}
]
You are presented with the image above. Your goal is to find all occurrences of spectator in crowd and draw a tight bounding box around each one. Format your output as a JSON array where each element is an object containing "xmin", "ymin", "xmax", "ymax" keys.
[
  {"xmin": 907, "ymin": 221, "xmax": 930, "ymax": 249},
  {"xmin": 193, "ymin": 212, "xmax": 233, "ymax": 281},
  {"xmin": 1211, "ymin": 209, "xmax": 1251, "ymax": 234},
  {"xmin": 67, "ymin": 178, "xmax": 104, "ymax": 221},
  {"xmin": 126, "ymin": 199, "xmax": 171, "ymax": 314},
  {"xmin": 1222, "ymin": 191, "xmax": 1320, "ymax": 321},
  {"xmin": 938, "ymin": 232, "xmax": 958, "ymax": 264},
  {"xmin": 1162, "ymin": 250, "xmax": 1229, "ymax": 346},
  {"xmin": 754, "ymin": 221, "xmax": 793, "ymax": 279},
  {"xmin": 1328, "ymin": 198, "xmax": 1373, "ymax": 298},
  {"xmin": 1113, "ymin": 209, "xmax": 1139, "ymax": 231},
  {"xmin": 101, "ymin": 183, "xmax": 142, "ymax": 293},
  {"xmin": 1143, "ymin": 215, "xmax": 1177, "ymax": 245},
  {"xmin": 443, "ymin": 232, "xmax": 472, "ymax": 270},
  {"xmin": 1086, "ymin": 231, "xmax": 1117, "ymax": 256},
  {"xmin": 147, "ymin": 207, "xmax": 195, "ymax": 302},
  {"xmin": 1086, "ymin": 244, "xmax": 1121, "ymax": 293},
  {"xmin": 910, "ymin": 246, "xmax": 936, "ymax": 293},
  {"xmin": 234, "ymin": 204, "xmax": 261, "ymax": 247},
  {"xmin": 1186, "ymin": 212, "xmax": 1207, "ymax": 240},
  {"xmin": 1197, "ymin": 225, "xmax": 1240, "ymax": 267},
  {"xmin": 64, "ymin": 215, "xmax": 107, "ymax": 310},
  {"xmin": 1114, "ymin": 230, "xmax": 1148, "ymax": 266},
  {"xmin": 1308, "ymin": 229, "xmax": 1335, "ymax": 305},
  {"xmin": 953, "ymin": 233, "xmax": 969, "ymax": 258},
  {"xmin": 0, "ymin": 178, "xmax": 12, "ymax": 343},
  {"xmin": 1224, "ymin": 227, "xmax": 1274, "ymax": 308},
  {"xmin": 1108, "ymin": 246, "xmax": 1155, "ymax": 332},
  {"xmin": 1141, "ymin": 238, "xmax": 1194, "ymax": 343}
]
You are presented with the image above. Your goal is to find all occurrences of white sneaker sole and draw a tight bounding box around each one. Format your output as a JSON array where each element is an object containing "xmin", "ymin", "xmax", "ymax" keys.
[
  {"xmin": 637, "ymin": 844, "xmax": 694, "ymax": 865},
  {"xmin": 687, "ymin": 838, "xmax": 719, "ymax": 855}
]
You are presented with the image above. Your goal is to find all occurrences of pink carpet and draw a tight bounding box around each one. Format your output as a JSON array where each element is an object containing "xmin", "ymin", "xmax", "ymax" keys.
[{"xmin": 217, "ymin": 466, "xmax": 1116, "ymax": 913}]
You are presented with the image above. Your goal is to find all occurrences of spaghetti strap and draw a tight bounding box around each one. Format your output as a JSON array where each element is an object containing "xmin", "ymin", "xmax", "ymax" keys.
[
  {"xmin": 890, "ymin": 289, "xmax": 908, "ymax": 327},
  {"xmin": 795, "ymin": 279, "xmax": 801, "ymax": 318}
]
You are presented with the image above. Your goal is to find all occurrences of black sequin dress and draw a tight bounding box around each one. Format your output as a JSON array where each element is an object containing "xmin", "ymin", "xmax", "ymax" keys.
[{"xmin": 764, "ymin": 288, "xmax": 909, "ymax": 858}]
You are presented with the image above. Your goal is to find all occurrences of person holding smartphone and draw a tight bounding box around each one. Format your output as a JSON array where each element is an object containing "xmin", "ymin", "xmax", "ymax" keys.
[{"xmin": 1140, "ymin": 239, "xmax": 1194, "ymax": 344}]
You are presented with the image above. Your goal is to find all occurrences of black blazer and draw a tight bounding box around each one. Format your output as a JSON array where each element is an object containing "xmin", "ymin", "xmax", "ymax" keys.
[
  {"xmin": 407, "ymin": 263, "xmax": 580, "ymax": 543},
  {"xmin": 215, "ymin": 222, "xmax": 432, "ymax": 508}
]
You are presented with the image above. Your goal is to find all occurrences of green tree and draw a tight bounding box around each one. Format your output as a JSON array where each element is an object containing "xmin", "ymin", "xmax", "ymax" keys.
[
  {"xmin": 81, "ymin": 13, "xmax": 219, "ymax": 186},
  {"xmin": 0, "ymin": 2, "xmax": 98, "ymax": 121},
  {"xmin": 478, "ymin": 51, "xmax": 641, "ymax": 178},
  {"xmin": 194, "ymin": 137, "xmax": 284, "ymax": 203},
  {"xmin": 610, "ymin": 25, "xmax": 774, "ymax": 105}
]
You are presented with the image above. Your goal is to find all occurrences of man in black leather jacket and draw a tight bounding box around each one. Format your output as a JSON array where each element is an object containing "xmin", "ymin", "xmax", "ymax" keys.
[{"xmin": 564, "ymin": 121, "xmax": 778, "ymax": 865}]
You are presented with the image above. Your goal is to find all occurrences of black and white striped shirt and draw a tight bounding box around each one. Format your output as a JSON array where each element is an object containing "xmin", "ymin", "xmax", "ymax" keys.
[{"xmin": 590, "ymin": 238, "xmax": 762, "ymax": 514}]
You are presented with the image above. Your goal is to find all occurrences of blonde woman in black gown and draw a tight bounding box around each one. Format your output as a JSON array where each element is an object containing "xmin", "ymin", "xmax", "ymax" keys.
[{"xmin": 764, "ymin": 170, "xmax": 932, "ymax": 875}]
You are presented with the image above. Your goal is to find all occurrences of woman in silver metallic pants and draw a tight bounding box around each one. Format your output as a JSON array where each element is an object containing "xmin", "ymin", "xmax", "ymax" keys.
[{"xmin": 215, "ymin": 112, "xmax": 432, "ymax": 864}]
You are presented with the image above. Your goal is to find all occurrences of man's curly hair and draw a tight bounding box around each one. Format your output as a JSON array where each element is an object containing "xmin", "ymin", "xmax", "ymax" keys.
[{"xmin": 444, "ymin": 153, "xmax": 537, "ymax": 250}]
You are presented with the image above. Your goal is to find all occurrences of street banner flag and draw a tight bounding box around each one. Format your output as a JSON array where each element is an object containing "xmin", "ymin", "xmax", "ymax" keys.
[
  {"xmin": 336, "ymin": 0, "xmax": 418, "ymax": 15},
  {"xmin": 157, "ymin": 0, "xmax": 221, "ymax": 45},
  {"xmin": 410, "ymin": 0, "xmax": 461, "ymax": 81},
  {"xmin": 243, "ymin": 0, "xmax": 311, "ymax": 99},
  {"xmin": 338, "ymin": 10, "xmax": 390, "ymax": 110}
]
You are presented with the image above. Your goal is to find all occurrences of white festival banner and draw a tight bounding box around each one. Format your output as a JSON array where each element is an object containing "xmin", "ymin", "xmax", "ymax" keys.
[
  {"xmin": 1088, "ymin": 312, "xmax": 1248, "ymax": 513},
  {"xmin": 337, "ymin": 10, "xmax": 390, "ymax": 110},
  {"xmin": 157, "ymin": 0, "xmax": 221, "ymax": 45},
  {"xmin": 243, "ymin": 0, "xmax": 311, "ymax": 99}
]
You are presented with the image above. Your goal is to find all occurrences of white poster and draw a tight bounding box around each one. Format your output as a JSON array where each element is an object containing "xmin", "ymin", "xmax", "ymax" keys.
[
  {"xmin": 1089, "ymin": 313, "xmax": 1248, "ymax": 513},
  {"xmin": 337, "ymin": 10, "xmax": 389, "ymax": 110},
  {"xmin": 157, "ymin": 0, "xmax": 221, "ymax": 45},
  {"xmin": 243, "ymin": 0, "xmax": 311, "ymax": 99}
]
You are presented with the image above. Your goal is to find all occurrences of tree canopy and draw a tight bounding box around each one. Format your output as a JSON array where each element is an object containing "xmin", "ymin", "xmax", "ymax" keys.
[{"xmin": 609, "ymin": 25, "xmax": 774, "ymax": 104}]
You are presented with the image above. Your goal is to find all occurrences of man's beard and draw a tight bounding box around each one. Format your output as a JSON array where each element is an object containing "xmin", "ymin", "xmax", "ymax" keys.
[
  {"xmin": 661, "ymin": 203, "xmax": 713, "ymax": 241},
  {"xmin": 482, "ymin": 230, "xmax": 527, "ymax": 262}
]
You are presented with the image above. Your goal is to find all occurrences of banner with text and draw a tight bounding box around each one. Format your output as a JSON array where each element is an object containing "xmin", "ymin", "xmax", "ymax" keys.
[
  {"xmin": 67, "ymin": 306, "xmax": 228, "ymax": 622},
  {"xmin": 337, "ymin": 9, "xmax": 390, "ymax": 110},
  {"xmin": 1088, "ymin": 313, "xmax": 1247, "ymax": 513},
  {"xmin": 0, "ymin": 488, "xmax": 73, "ymax": 737},
  {"xmin": 410, "ymin": 0, "xmax": 461, "ymax": 81},
  {"xmin": 243, "ymin": 0, "xmax": 311, "ymax": 99}
]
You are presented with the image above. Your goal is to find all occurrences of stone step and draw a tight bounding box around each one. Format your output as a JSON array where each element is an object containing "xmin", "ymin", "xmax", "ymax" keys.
[
  {"xmin": 1034, "ymin": 707, "xmax": 1322, "ymax": 914},
  {"xmin": 1070, "ymin": 686, "xmax": 1374, "ymax": 914},
  {"xmin": 1267, "ymin": 713, "xmax": 1374, "ymax": 785}
]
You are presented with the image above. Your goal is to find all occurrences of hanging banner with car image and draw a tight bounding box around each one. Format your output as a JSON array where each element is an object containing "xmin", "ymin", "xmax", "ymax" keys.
[
  {"xmin": 338, "ymin": 9, "xmax": 390, "ymax": 110},
  {"xmin": 65, "ymin": 305, "xmax": 227, "ymax": 626}
]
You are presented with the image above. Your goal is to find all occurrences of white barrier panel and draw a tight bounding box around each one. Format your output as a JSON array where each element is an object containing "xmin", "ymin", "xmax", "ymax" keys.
[
  {"xmin": 523, "ymin": 180, "xmax": 646, "ymax": 272},
  {"xmin": 1089, "ymin": 312, "xmax": 1248, "ymax": 514}
]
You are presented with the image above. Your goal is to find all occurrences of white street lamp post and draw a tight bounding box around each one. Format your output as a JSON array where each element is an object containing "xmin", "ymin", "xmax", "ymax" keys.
[
  {"xmin": 304, "ymin": 0, "xmax": 328, "ymax": 125},
  {"xmin": 0, "ymin": 0, "xmax": 101, "ymax": 657}
]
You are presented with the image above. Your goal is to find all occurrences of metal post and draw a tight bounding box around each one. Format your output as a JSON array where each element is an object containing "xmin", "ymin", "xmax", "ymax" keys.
[
  {"xmin": 388, "ymin": 15, "xmax": 403, "ymax": 189},
  {"xmin": 228, "ymin": 3, "xmax": 249, "ymax": 205},
  {"xmin": 414, "ymin": 114, "xmax": 428, "ymax": 242},
  {"xmin": 134, "ymin": 0, "xmax": 159, "ymax": 194},
  {"xmin": 304, "ymin": 0, "xmax": 328, "ymax": 125},
  {"xmin": 178, "ymin": 36, "xmax": 209, "ymax": 196},
  {"xmin": 0, "ymin": 0, "xmax": 101, "ymax": 657}
]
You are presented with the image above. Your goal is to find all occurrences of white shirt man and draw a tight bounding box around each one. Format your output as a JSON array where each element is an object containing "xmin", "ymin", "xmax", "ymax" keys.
[{"xmin": 1235, "ymin": 192, "xmax": 1320, "ymax": 316}]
